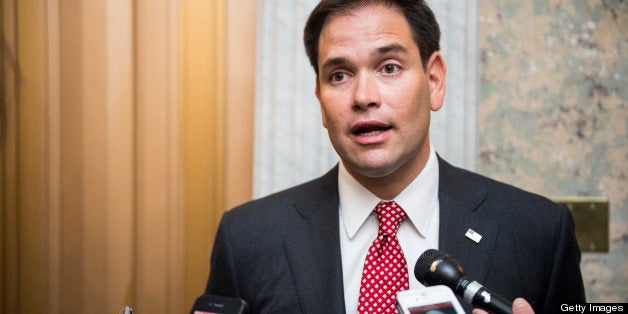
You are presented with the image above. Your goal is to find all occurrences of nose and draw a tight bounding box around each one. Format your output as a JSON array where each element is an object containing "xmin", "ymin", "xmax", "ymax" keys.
[{"xmin": 352, "ymin": 72, "xmax": 380, "ymax": 110}]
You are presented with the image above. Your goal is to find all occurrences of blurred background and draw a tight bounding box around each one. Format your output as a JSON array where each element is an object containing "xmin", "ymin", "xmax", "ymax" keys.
[{"xmin": 0, "ymin": 0, "xmax": 625, "ymax": 313}]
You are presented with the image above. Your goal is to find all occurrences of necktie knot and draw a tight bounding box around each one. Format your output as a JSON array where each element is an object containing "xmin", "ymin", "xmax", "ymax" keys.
[{"xmin": 375, "ymin": 201, "xmax": 406, "ymax": 237}]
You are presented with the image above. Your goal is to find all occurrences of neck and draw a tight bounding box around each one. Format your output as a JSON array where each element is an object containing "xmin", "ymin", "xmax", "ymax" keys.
[{"xmin": 345, "ymin": 148, "xmax": 431, "ymax": 200}]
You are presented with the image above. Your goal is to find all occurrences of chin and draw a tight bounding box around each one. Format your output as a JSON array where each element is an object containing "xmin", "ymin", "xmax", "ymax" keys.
[{"xmin": 348, "ymin": 161, "xmax": 399, "ymax": 178}]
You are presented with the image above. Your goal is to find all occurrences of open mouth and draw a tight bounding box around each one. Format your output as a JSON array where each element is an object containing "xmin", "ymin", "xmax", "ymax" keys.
[
  {"xmin": 352, "ymin": 122, "xmax": 392, "ymax": 137},
  {"xmin": 354, "ymin": 125, "xmax": 391, "ymax": 136}
]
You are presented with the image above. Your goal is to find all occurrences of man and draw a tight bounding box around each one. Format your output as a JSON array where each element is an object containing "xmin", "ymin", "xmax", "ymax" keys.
[{"xmin": 202, "ymin": 1, "xmax": 585, "ymax": 313}]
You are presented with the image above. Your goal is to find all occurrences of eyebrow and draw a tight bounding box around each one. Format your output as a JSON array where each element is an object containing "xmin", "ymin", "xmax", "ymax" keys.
[
  {"xmin": 320, "ymin": 56, "xmax": 348, "ymax": 74},
  {"xmin": 319, "ymin": 43, "xmax": 410, "ymax": 74}
]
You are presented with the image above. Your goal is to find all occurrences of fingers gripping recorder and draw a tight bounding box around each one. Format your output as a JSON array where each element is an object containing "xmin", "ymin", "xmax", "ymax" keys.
[{"xmin": 414, "ymin": 249, "xmax": 513, "ymax": 314}]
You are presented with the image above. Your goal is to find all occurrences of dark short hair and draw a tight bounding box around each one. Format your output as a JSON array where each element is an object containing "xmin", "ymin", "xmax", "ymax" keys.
[{"xmin": 303, "ymin": 0, "xmax": 440, "ymax": 75}]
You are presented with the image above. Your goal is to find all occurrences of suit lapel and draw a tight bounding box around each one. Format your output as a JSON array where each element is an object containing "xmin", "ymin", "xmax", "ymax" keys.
[
  {"xmin": 281, "ymin": 167, "xmax": 345, "ymax": 313},
  {"xmin": 279, "ymin": 158, "xmax": 500, "ymax": 313},
  {"xmin": 438, "ymin": 157, "xmax": 498, "ymax": 284}
]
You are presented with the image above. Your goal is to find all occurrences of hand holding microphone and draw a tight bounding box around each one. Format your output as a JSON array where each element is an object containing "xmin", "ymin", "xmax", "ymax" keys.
[{"xmin": 414, "ymin": 249, "xmax": 515, "ymax": 314}]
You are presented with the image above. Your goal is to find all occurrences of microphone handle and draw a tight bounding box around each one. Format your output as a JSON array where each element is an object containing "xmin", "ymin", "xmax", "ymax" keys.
[
  {"xmin": 471, "ymin": 286, "xmax": 512, "ymax": 314},
  {"xmin": 459, "ymin": 280, "xmax": 512, "ymax": 314}
]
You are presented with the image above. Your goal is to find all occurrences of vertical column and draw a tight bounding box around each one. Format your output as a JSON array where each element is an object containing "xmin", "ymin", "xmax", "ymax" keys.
[{"xmin": 428, "ymin": 0, "xmax": 479, "ymax": 170}]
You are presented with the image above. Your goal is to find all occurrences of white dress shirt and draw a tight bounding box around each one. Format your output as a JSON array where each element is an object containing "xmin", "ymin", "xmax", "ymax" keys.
[{"xmin": 338, "ymin": 146, "xmax": 440, "ymax": 313}]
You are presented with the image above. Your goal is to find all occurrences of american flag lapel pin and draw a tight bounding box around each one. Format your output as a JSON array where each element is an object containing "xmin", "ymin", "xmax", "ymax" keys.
[{"xmin": 465, "ymin": 228, "xmax": 482, "ymax": 243}]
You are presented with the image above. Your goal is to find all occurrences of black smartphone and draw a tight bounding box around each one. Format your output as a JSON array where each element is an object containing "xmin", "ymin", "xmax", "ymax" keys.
[{"xmin": 190, "ymin": 294, "xmax": 248, "ymax": 314}]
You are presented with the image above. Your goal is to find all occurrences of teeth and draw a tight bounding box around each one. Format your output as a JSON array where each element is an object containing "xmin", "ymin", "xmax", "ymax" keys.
[{"xmin": 359, "ymin": 130, "xmax": 383, "ymax": 136}]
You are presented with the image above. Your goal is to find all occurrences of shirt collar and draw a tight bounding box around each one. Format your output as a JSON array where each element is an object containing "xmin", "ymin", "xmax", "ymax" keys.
[{"xmin": 338, "ymin": 145, "xmax": 440, "ymax": 239}]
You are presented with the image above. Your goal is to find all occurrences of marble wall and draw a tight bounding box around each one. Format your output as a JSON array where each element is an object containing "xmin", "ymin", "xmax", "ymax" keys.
[{"xmin": 478, "ymin": 0, "xmax": 626, "ymax": 302}]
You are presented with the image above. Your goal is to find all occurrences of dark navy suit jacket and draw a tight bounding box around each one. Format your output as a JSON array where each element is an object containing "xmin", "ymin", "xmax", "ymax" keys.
[{"xmin": 204, "ymin": 157, "xmax": 585, "ymax": 313}]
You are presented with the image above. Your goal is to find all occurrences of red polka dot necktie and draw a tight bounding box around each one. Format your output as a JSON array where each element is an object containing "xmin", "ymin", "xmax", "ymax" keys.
[{"xmin": 358, "ymin": 201, "xmax": 409, "ymax": 313}]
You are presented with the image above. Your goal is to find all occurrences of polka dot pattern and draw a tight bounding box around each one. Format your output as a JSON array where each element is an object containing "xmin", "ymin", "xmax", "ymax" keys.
[{"xmin": 357, "ymin": 201, "xmax": 409, "ymax": 314}]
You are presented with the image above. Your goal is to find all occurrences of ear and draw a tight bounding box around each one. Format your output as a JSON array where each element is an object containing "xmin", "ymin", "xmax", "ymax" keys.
[
  {"xmin": 427, "ymin": 52, "xmax": 446, "ymax": 112},
  {"xmin": 315, "ymin": 79, "xmax": 329, "ymax": 129}
]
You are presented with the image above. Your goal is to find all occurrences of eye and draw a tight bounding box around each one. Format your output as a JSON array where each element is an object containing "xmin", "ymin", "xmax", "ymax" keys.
[
  {"xmin": 330, "ymin": 72, "xmax": 347, "ymax": 83},
  {"xmin": 382, "ymin": 64, "xmax": 400, "ymax": 74}
]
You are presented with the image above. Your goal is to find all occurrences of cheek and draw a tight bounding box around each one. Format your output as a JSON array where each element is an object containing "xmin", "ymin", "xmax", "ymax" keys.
[
  {"xmin": 319, "ymin": 94, "xmax": 347, "ymax": 128},
  {"xmin": 324, "ymin": 110, "xmax": 344, "ymax": 129},
  {"xmin": 320, "ymin": 103, "xmax": 342, "ymax": 130},
  {"xmin": 320, "ymin": 106, "xmax": 329, "ymax": 128},
  {"xmin": 402, "ymin": 83, "xmax": 430, "ymax": 114},
  {"xmin": 385, "ymin": 90, "xmax": 423, "ymax": 116},
  {"xmin": 390, "ymin": 90, "xmax": 431, "ymax": 131},
  {"xmin": 384, "ymin": 78, "xmax": 424, "ymax": 108}
]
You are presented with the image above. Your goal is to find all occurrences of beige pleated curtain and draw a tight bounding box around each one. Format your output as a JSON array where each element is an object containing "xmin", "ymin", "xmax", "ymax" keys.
[{"xmin": 0, "ymin": 0, "xmax": 255, "ymax": 313}]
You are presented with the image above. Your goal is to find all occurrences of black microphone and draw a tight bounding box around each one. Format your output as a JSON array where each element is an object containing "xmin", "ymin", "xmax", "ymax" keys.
[{"xmin": 414, "ymin": 249, "xmax": 513, "ymax": 314}]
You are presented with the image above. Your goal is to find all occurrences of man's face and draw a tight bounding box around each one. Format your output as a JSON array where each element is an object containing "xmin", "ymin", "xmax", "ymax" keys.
[{"xmin": 315, "ymin": 4, "xmax": 446, "ymax": 185}]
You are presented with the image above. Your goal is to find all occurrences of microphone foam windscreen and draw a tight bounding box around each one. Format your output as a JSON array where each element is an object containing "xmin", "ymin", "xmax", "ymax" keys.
[{"xmin": 414, "ymin": 249, "xmax": 448, "ymax": 283}]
